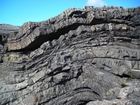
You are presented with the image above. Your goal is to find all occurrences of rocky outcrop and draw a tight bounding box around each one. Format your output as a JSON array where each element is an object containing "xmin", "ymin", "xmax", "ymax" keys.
[
  {"xmin": 5, "ymin": 6, "xmax": 140, "ymax": 51},
  {"xmin": 0, "ymin": 6, "xmax": 140, "ymax": 105},
  {"xmin": 0, "ymin": 24, "xmax": 20, "ymax": 53},
  {"xmin": 0, "ymin": 24, "xmax": 19, "ymax": 35}
]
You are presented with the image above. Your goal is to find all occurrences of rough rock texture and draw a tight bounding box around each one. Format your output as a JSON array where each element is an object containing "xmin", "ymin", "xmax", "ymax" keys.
[
  {"xmin": 0, "ymin": 24, "xmax": 20, "ymax": 53},
  {"xmin": 0, "ymin": 6, "xmax": 140, "ymax": 105},
  {"xmin": 0, "ymin": 24, "xmax": 19, "ymax": 35}
]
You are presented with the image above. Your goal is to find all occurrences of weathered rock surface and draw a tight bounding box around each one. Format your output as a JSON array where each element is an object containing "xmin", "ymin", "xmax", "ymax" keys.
[
  {"xmin": 0, "ymin": 24, "xmax": 19, "ymax": 35},
  {"xmin": 0, "ymin": 24, "xmax": 20, "ymax": 53},
  {"xmin": 0, "ymin": 6, "xmax": 140, "ymax": 105}
]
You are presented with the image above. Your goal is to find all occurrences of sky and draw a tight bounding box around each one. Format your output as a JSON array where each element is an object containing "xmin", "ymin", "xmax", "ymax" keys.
[{"xmin": 0, "ymin": 0, "xmax": 140, "ymax": 26}]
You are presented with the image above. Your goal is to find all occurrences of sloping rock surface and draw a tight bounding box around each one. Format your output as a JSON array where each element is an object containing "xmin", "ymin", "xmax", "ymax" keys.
[{"xmin": 0, "ymin": 6, "xmax": 140, "ymax": 105}]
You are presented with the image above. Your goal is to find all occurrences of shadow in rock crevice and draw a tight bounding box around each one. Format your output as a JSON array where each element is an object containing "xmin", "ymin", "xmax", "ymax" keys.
[{"xmin": 14, "ymin": 23, "xmax": 84, "ymax": 52}]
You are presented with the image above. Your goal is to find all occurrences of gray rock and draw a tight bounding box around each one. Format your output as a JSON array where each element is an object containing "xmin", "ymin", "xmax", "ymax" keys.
[
  {"xmin": 0, "ymin": 24, "xmax": 19, "ymax": 35},
  {"xmin": 86, "ymin": 99, "xmax": 140, "ymax": 105},
  {"xmin": 0, "ymin": 6, "xmax": 140, "ymax": 105},
  {"xmin": 130, "ymin": 69, "xmax": 140, "ymax": 79}
]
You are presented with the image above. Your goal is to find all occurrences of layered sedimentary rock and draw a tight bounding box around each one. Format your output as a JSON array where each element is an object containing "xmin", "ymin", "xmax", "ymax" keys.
[
  {"xmin": 0, "ymin": 6, "xmax": 140, "ymax": 105},
  {"xmin": 0, "ymin": 24, "xmax": 20, "ymax": 53}
]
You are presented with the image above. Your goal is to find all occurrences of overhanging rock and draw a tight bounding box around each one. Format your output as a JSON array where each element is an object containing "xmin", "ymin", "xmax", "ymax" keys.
[{"xmin": 5, "ymin": 6, "xmax": 140, "ymax": 51}]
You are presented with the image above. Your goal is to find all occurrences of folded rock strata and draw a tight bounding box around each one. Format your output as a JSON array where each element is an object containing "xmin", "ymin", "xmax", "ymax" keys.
[{"xmin": 0, "ymin": 6, "xmax": 140, "ymax": 105}]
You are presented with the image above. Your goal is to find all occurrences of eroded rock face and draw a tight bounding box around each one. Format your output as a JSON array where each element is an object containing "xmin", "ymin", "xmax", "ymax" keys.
[{"xmin": 0, "ymin": 6, "xmax": 140, "ymax": 105}]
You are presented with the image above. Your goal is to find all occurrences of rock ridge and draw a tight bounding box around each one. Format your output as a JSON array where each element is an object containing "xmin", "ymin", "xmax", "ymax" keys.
[{"xmin": 4, "ymin": 6, "xmax": 140, "ymax": 51}]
